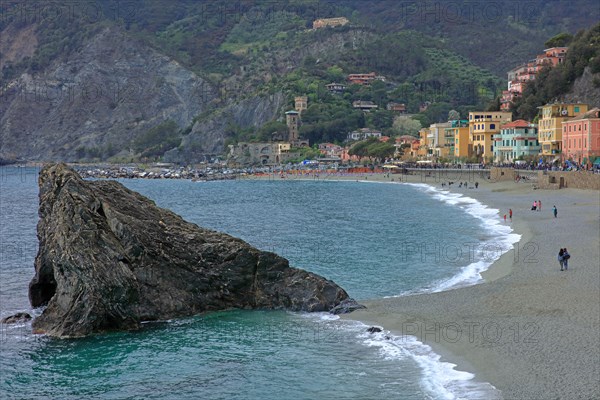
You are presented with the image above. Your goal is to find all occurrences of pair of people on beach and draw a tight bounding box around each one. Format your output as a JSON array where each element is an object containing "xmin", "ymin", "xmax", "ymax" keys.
[
  {"xmin": 558, "ymin": 248, "xmax": 570, "ymax": 271},
  {"xmin": 531, "ymin": 200, "xmax": 542, "ymax": 211}
]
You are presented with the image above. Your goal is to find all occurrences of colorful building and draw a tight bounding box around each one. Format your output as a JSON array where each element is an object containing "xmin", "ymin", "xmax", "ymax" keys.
[
  {"xmin": 418, "ymin": 128, "xmax": 429, "ymax": 157},
  {"xmin": 469, "ymin": 112, "xmax": 513, "ymax": 162},
  {"xmin": 446, "ymin": 120, "xmax": 470, "ymax": 159},
  {"xmin": 500, "ymin": 47, "xmax": 568, "ymax": 112},
  {"xmin": 538, "ymin": 103, "xmax": 588, "ymax": 157},
  {"xmin": 561, "ymin": 108, "xmax": 600, "ymax": 164},
  {"xmin": 429, "ymin": 122, "xmax": 452, "ymax": 158},
  {"xmin": 493, "ymin": 120, "xmax": 539, "ymax": 163},
  {"xmin": 318, "ymin": 143, "xmax": 343, "ymax": 158},
  {"xmin": 536, "ymin": 47, "xmax": 568, "ymax": 68},
  {"xmin": 347, "ymin": 128, "xmax": 382, "ymax": 141},
  {"xmin": 347, "ymin": 72, "xmax": 385, "ymax": 86}
]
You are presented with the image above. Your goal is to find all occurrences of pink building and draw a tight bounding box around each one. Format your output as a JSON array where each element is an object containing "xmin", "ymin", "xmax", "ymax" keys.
[
  {"xmin": 536, "ymin": 47, "xmax": 568, "ymax": 68},
  {"xmin": 501, "ymin": 47, "xmax": 568, "ymax": 111},
  {"xmin": 562, "ymin": 108, "xmax": 600, "ymax": 164}
]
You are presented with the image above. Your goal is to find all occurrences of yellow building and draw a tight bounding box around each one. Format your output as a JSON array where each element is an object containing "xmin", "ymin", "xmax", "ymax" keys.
[
  {"xmin": 538, "ymin": 103, "xmax": 588, "ymax": 156},
  {"xmin": 446, "ymin": 121, "xmax": 470, "ymax": 159},
  {"xmin": 417, "ymin": 128, "xmax": 429, "ymax": 157},
  {"xmin": 469, "ymin": 112, "xmax": 512, "ymax": 162}
]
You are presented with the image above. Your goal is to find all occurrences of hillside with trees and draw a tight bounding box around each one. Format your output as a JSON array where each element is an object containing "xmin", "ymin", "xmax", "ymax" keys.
[
  {"xmin": 512, "ymin": 23, "xmax": 600, "ymax": 121},
  {"xmin": 0, "ymin": 0, "xmax": 597, "ymax": 162}
]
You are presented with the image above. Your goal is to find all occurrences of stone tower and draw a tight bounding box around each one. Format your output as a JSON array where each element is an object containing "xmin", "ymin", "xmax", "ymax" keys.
[
  {"xmin": 286, "ymin": 110, "xmax": 299, "ymax": 143},
  {"xmin": 295, "ymin": 96, "xmax": 308, "ymax": 114}
]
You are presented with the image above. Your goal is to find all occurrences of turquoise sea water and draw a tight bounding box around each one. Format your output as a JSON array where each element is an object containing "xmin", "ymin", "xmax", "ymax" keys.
[{"xmin": 0, "ymin": 168, "xmax": 516, "ymax": 399}]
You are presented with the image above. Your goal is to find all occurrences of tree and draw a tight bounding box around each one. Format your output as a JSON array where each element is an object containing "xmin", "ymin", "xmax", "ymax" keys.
[
  {"xmin": 257, "ymin": 120, "xmax": 288, "ymax": 141},
  {"xmin": 545, "ymin": 32, "xmax": 574, "ymax": 48},
  {"xmin": 392, "ymin": 116, "xmax": 421, "ymax": 136},
  {"xmin": 367, "ymin": 109, "xmax": 394, "ymax": 130},
  {"xmin": 367, "ymin": 141, "xmax": 395, "ymax": 162}
]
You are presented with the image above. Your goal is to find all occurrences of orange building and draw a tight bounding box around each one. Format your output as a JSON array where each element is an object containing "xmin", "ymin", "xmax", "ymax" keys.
[
  {"xmin": 561, "ymin": 108, "xmax": 600, "ymax": 164},
  {"xmin": 348, "ymin": 72, "xmax": 384, "ymax": 86}
]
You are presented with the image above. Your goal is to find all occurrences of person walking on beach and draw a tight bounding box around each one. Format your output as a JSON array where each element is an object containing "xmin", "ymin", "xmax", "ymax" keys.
[
  {"xmin": 553, "ymin": 205, "xmax": 558, "ymax": 218},
  {"xmin": 532, "ymin": 201, "xmax": 537, "ymax": 211},
  {"xmin": 504, "ymin": 214, "xmax": 507, "ymax": 222},
  {"xmin": 563, "ymin": 248, "xmax": 570, "ymax": 270},
  {"xmin": 538, "ymin": 200, "xmax": 542, "ymax": 211},
  {"xmin": 509, "ymin": 208, "xmax": 513, "ymax": 221},
  {"xmin": 558, "ymin": 248, "xmax": 565, "ymax": 271}
]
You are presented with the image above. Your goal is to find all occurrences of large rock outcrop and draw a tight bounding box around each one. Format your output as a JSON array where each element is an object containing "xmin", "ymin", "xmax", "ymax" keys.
[{"xmin": 29, "ymin": 164, "xmax": 354, "ymax": 338}]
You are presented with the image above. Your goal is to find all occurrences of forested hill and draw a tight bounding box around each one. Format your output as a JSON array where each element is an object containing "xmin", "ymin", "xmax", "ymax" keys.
[{"xmin": 0, "ymin": 0, "xmax": 597, "ymax": 162}]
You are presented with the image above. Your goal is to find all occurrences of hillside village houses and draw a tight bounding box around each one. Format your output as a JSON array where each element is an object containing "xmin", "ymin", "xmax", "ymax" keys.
[
  {"xmin": 326, "ymin": 83, "xmax": 347, "ymax": 94},
  {"xmin": 228, "ymin": 103, "xmax": 310, "ymax": 166},
  {"xmin": 347, "ymin": 128, "xmax": 382, "ymax": 141},
  {"xmin": 352, "ymin": 100, "xmax": 378, "ymax": 112},
  {"xmin": 386, "ymin": 102, "xmax": 407, "ymax": 113},
  {"xmin": 228, "ymin": 43, "xmax": 598, "ymax": 168},
  {"xmin": 501, "ymin": 47, "xmax": 568, "ymax": 111},
  {"xmin": 347, "ymin": 72, "xmax": 386, "ymax": 86}
]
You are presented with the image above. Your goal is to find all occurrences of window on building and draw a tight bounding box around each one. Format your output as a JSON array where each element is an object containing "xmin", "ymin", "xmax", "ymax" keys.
[
  {"xmin": 574, "ymin": 106, "xmax": 580, "ymax": 113},
  {"xmin": 525, "ymin": 140, "xmax": 528, "ymax": 146},
  {"xmin": 490, "ymin": 124, "xmax": 495, "ymax": 129}
]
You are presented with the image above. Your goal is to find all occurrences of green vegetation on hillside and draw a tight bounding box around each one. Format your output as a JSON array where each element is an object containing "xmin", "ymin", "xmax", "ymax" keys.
[
  {"xmin": 513, "ymin": 23, "xmax": 600, "ymax": 120},
  {"xmin": 348, "ymin": 137, "xmax": 395, "ymax": 162}
]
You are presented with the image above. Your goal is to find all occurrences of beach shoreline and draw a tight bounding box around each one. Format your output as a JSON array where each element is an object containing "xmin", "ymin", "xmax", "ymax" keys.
[
  {"xmin": 247, "ymin": 171, "xmax": 599, "ymax": 398},
  {"xmin": 326, "ymin": 174, "xmax": 599, "ymax": 399}
]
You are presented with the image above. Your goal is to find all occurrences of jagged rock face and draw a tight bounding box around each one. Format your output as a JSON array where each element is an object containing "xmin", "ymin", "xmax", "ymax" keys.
[
  {"xmin": 562, "ymin": 67, "xmax": 600, "ymax": 108},
  {"xmin": 164, "ymin": 92, "xmax": 286, "ymax": 162},
  {"xmin": 29, "ymin": 164, "xmax": 350, "ymax": 338},
  {"xmin": 0, "ymin": 27, "xmax": 214, "ymax": 161}
]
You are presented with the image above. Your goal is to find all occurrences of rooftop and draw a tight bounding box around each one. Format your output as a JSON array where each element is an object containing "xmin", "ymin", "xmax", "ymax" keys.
[
  {"xmin": 501, "ymin": 119, "xmax": 533, "ymax": 129},
  {"xmin": 565, "ymin": 108, "xmax": 600, "ymax": 121}
]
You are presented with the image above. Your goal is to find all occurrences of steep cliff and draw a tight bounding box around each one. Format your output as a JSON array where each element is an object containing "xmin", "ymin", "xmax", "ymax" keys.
[
  {"xmin": 29, "ymin": 164, "xmax": 356, "ymax": 338},
  {"xmin": 0, "ymin": 27, "xmax": 215, "ymax": 161},
  {"xmin": 562, "ymin": 67, "xmax": 600, "ymax": 107}
]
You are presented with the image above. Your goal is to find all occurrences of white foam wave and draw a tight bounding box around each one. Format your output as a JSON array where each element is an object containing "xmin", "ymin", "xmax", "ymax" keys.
[
  {"xmin": 357, "ymin": 323, "xmax": 502, "ymax": 400},
  {"xmin": 301, "ymin": 312, "xmax": 502, "ymax": 400},
  {"xmin": 399, "ymin": 183, "xmax": 521, "ymax": 294}
]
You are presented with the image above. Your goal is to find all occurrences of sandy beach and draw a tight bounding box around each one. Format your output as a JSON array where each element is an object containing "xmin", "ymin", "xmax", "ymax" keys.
[{"xmin": 250, "ymin": 171, "xmax": 600, "ymax": 398}]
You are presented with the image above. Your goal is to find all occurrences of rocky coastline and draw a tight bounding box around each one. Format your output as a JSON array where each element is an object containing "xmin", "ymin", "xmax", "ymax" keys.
[{"xmin": 29, "ymin": 164, "xmax": 358, "ymax": 338}]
